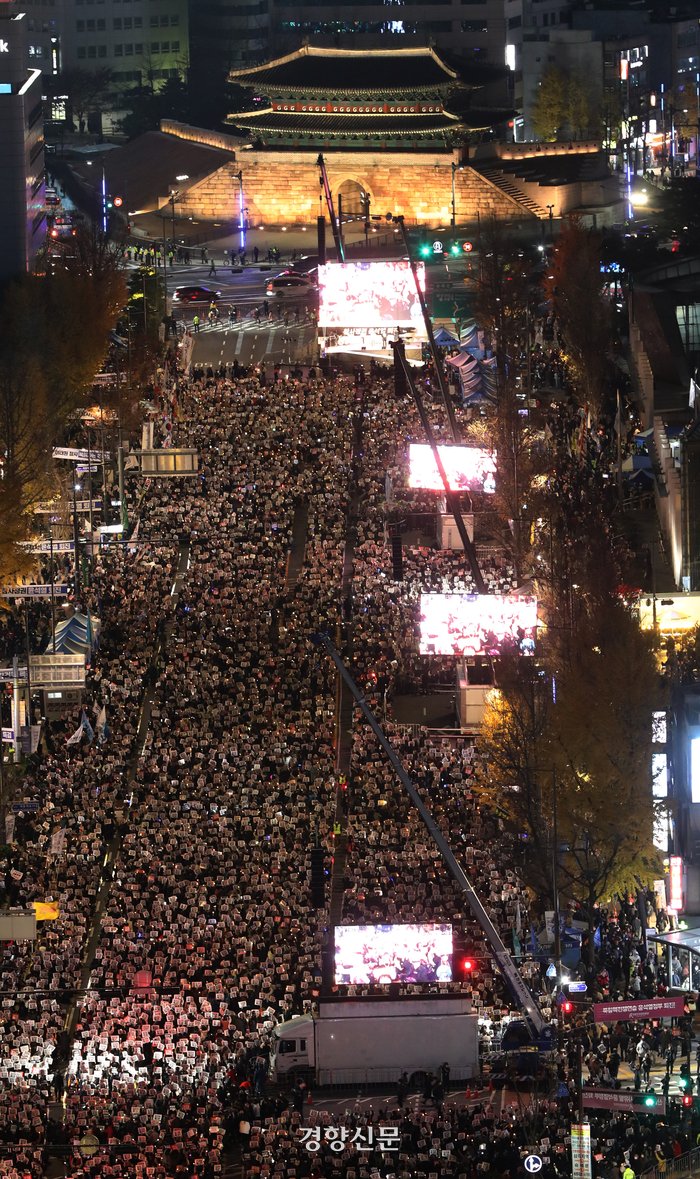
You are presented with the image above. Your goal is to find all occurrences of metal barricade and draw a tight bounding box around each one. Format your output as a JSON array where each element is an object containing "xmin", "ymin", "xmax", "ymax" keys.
[{"xmin": 641, "ymin": 1145, "xmax": 700, "ymax": 1179}]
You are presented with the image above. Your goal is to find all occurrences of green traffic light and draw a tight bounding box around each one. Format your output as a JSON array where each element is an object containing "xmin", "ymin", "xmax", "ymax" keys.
[
  {"xmin": 419, "ymin": 245, "xmax": 431, "ymax": 258},
  {"xmin": 450, "ymin": 243, "xmax": 460, "ymax": 256},
  {"xmin": 679, "ymin": 1075, "xmax": 689, "ymax": 1089},
  {"xmin": 643, "ymin": 1093, "xmax": 657, "ymax": 1108}
]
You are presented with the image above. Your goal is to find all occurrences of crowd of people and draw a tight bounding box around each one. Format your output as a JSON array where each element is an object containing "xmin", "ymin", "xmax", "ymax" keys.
[{"xmin": 0, "ymin": 350, "xmax": 689, "ymax": 1179}]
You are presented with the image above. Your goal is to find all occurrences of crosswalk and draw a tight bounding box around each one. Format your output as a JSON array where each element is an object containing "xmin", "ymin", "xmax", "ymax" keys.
[{"xmin": 191, "ymin": 319, "xmax": 317, "ymax": 369}]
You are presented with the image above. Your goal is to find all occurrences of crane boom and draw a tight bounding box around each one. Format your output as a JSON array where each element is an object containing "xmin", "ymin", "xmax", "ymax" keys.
[
  {"xmin": 314, "ymin": 632, "xmax": 548, "ymax": 1040},
  {"xmin": 394, "ymin": 215, "xmax": 460, "ymax": 444},
  {"xmin": 317, "ymin": 153, "xmax": 345, "ymax": 263},
  {"xmin": 393, "ymin": 343, "xmax": 486, "ymax": 594}
]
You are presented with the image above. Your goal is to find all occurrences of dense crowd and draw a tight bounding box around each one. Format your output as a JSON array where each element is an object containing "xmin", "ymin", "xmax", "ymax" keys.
[{"xmin": 0, "ymin": 357, "xmax": 685, "ymax": 1179}]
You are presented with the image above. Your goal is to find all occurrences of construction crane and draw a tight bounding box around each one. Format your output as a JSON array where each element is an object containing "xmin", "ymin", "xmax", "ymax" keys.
[
  {"xmin": 394, "ymin": 214, "xmax": 461, "ymax": 445},
  {"xmin": 393, "ymin": 342, "xmax": 486, "ymax": 594},
  {"xmin": 317, "ymin": 153, "xmax": 345, "ymax": 263},
  {"xmin": 313, "ymin": 632, "xmax": 551, "ymax": 1045}
]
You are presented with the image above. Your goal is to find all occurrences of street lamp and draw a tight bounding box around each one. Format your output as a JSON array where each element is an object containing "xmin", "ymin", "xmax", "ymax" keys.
[
  {"xmin": 451, "ymin": 161, "xmax": 463, "ymax": 228},
  {"xmin": 72, "ymin": 475, "xmax": 82, "ymax": 598},
  {"xmin": 235, "ymin": 170, "xmax": 246, "ymax": 252},
  {"xmin": 170, "ymin": 175, "xmax": 188, "ymax": 248}
]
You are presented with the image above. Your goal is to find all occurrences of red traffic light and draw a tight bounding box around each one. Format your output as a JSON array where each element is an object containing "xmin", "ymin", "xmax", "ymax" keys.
[
  {"xmin": 462, "ymin": 957, "xmax": 475, "ymax": 974},
  {"xmin": 682, "ymin": 1094, "xmax": 693, "ymax": 1108},
  {"xmin": 561, "ymin": 999, "xmax": 574, "ymax": 1015}
]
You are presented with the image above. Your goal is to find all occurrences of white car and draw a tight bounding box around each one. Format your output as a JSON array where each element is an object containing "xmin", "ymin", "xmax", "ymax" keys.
[{"xmin": 265, "ymin": 273, "xmax": 317, "ymax": 299}]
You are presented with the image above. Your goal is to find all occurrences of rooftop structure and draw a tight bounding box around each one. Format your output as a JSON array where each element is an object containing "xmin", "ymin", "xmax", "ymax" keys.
[{"xmin": 227, "ymin": 45, "xmax": 492, "ymax": 150}]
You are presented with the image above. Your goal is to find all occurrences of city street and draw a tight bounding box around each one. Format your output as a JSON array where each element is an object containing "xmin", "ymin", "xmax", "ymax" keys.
[{"xmin": 190, "ymin": 317, "xmax": 317, "ymax": 368}]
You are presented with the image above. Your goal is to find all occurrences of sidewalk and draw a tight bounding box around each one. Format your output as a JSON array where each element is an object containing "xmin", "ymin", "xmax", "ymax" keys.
[{"xmin": 128, "ymin": 213, "xmax": 400, "ymax": 260}]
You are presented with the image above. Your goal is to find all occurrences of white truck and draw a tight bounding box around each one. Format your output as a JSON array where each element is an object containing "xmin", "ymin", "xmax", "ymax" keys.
[{"xmin": 269, "ymin": 996, "xmax": 479, "ymax": 1087}]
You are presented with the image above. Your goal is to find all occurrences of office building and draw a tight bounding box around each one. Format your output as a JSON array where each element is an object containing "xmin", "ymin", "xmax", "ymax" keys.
[
  {"xmin": 0, "ymin": 8, "xmax": 45, "ymax": 282},
  {"xmin": 14, "ymin": 0, "xmax": 189, "ymax": 88},
  {"xmin": 190, "ymin": 0, "xmax": 509, "ymax": 97}
]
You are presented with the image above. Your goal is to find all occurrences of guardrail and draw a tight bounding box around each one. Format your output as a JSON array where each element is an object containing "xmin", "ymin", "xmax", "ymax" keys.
[{"xmin": 641, "ymin": 1145, "xmax": 700, "ymax": 1179}]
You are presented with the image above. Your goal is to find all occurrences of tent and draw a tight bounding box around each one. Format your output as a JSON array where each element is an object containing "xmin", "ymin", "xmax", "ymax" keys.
[
  {"xmin": 622, "ymin": 453, "xmax": 653, "ymax": 472},
  {"xmin": 433, "ymin": 326, "xmax": 460, "ymax": 347},
  {"xmin": 51, "ymin": 611, "xmax": 101, "ymax": 657}
]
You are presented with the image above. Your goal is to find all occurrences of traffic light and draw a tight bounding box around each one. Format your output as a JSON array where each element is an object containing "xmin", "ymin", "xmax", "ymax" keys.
[
  {"xmin": 678, "ymin": 1071, "xmax": 692, "ymax": 1092},
  {"xmin": 643, "ymin": 1091, "xmax": 658, "ymax": 1108},
  {"xmin": 682, "ymin": 1094, "xmax": 693, "ymax": 1108},
  {"xmin": 113, "ymin": 196, "xmax": 124, "ymax": 208},
  {"xmin": 561, "ymin": 999, "xmax": 574, "ymax": 1015},
  {"xmin": 419, "ymin": 243, "xmax": 431, "ymax": 259},
  {"xmin": 449, "ymin": 242, "xmax": 461, "ymax": 256},
  {"xmin": 461, "ymin": 957, "xmax": 475, "ymax": 974}
]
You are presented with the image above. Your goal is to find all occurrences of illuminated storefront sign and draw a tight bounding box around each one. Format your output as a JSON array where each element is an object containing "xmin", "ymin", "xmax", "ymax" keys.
[{"xmin": 669, "ymin": 855, "xmax": 683, "ymax": 912}]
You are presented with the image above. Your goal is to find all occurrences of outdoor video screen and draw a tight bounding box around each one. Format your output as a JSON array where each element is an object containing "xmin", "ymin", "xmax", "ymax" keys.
[
  {"xmin": 318, "ymin": 261, "xmax": 426, "ymax": 330},
  {"xmin": 409, "ymin": 444, "xmax": 497, "ymax": 494},
  {"xmin": 334, "ymin": 923, "xmax": 453, "ymax": 985},
  {"xmin": 419, "ymin": 593, "xmax": 538, "ymax": 657}
]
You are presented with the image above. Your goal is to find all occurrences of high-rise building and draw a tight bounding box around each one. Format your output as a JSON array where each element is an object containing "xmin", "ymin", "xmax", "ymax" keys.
[
  {"xmin": 190, "ymin": 0, "xmax": 509, "ymax": 89},
  {"xmin": 0, "ymin": 8, "xmax": 45, "ymax": 282},
  {"xmin": 13, "ymin": 0, "xmax": 189, "ymax": 88}
]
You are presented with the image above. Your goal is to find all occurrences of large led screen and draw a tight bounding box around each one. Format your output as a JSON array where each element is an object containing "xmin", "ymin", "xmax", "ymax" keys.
[
  {"xmin": 334, "ymin": 923, "xmax": 453, "ymax": 985},
  {"xmin": 409, "ymin": 443, "xmax": 496, "ymax": 494},
  {"xmin": 318, "ymin": 261, "xmax": 426, "ymax": 330},
  {"xmin": 419, "ymin": 593, "xmax": 538, "ymax": 657}
]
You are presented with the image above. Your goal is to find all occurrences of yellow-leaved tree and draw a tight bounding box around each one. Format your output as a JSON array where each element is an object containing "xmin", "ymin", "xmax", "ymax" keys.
[{"xmin": 476, "ymin": 597, "xmax": 664, "ymax": 961}]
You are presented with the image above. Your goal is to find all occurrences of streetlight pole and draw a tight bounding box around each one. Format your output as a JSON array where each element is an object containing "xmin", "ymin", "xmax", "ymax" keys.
[
  {"xmin": 552, "ymin": 767, "xmax": 562, "ymax": 986},
  {"xmin": 72, "ymin": 467, "xmax": 81, "ymax": 599},
  {"xmin": 49, "ymin": 527, "xmax": 56, "ymax": 654},
  {"xmin": 451, "ymin": 161, "xmax": 457, "ymax": 228},
  {"xmin": 235, "ymin": 170, "xmax": 246, "ymax": 254}
]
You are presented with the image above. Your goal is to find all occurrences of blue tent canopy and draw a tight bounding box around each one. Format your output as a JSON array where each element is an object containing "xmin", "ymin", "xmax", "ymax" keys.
[
  {"xmin": 433, "ymin": 326, "xmax": 460, "ymax": 346},
  {"xmin": 51, "ymin": 611, "xmax": 100, "ymax": 657}
]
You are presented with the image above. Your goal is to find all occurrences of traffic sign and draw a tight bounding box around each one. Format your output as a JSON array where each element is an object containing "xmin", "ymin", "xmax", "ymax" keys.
[
  {"xmin": 567, "ymin": 981, "xmax": 588, "ymax": 993},
  {"xmin": 0, "ymin": 668, "xmax": 27, "ymax": 684},
  {"xmin": 12, "ymin": 800, "xmax": 39, "ymax": 813},
  {"xmin": 525, "ymin": 1156, "xmax": 542, "ymax": 1173},
  {"xmin": 2, "ymin": 728, "xmax": 14, "ymax": 742}
]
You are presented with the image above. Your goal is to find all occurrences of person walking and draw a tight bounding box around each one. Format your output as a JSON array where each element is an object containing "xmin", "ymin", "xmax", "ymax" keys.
[
  {"xmin": 209, "ymin": 258, "xmax": 217, "ymax": 277},
  {"xmin": 193, "ymin": 314, "xmax": 200, "ymax": 334}
]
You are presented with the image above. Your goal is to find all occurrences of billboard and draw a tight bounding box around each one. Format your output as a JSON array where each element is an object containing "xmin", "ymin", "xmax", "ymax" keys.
[
  {"xmin": 408, "ymin": 443, "xmax": 496, "ymax": 494},
  {"xmin": 592, "ymin": 996, "xmax": 685, "ymax": 1023},
  {"xmin": 334, "ymin": 923, "xmax": 453, "ymax": 985},
  {"xmin": 419, "ymin": 593, "xmax": 538, "ymax": 657},
  {"xmin": 318, "ymin": 260, "xmax": 426, "ymax": 330}
]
